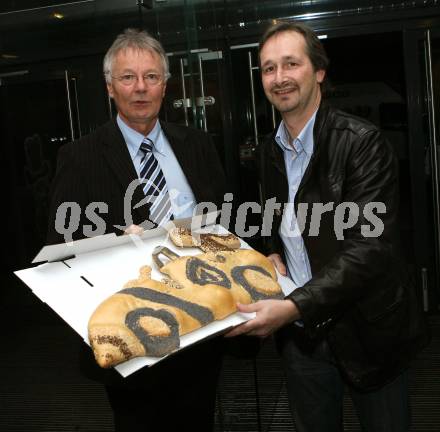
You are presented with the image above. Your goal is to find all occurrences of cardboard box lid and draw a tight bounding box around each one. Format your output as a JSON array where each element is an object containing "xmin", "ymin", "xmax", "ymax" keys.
[{"xmin": 15, "ymin": 213, "xmax": 296, "ymax": 377}]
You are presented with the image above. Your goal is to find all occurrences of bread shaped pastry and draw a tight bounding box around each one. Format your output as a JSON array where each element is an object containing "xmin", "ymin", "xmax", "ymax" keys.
[
  {"xmin": 88, "ymin": 265, "xmax": 236, "ymax": 368},
  {"xmin": 169, "ymin": 227, "xmax": 241, "ymax": 252},
  {"xmin": 159, "ymin": 249, "xmax": 284, "ymax": 305},
  {"xmin": 88, "ymin": 249, "xmax": 283, "ymax": 368}
]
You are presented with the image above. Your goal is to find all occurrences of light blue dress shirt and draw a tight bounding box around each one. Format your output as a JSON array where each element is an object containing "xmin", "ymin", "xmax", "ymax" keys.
[
  {"xmin": 276, "ymin": 111, "xmax": 317, "ymax": 288},
  {"xmin": 117, "ymin": 115, "xmax": 196, "ymax": 219}
]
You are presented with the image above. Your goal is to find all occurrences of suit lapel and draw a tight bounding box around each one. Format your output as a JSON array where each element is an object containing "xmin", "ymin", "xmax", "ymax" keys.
[
  {"xmin": 160, "ymin": 121, "xmax": 202, "ymax": 200},
  {"xmin": 98, "ymin": 120, "xmax": 149, "ymax": 224},
  {"xmin": 269, "ymin": 128, "xmax": 287, "ymax": 178},
  {"xmin": 297, "ymin": 102, "xmax": 329, "ymax": 195}
]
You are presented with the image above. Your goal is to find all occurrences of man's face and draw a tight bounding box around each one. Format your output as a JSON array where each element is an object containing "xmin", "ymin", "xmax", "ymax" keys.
[
  {"xmin": 260, "ymin": 31, "xmax": 325, "ymax": 116},
  {"xmin": 107, "ymin": 47, "xmax": 166, "ymax": 135}
]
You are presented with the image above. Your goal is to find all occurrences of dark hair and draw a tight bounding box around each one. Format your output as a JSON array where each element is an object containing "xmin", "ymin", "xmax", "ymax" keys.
[{"xmin": 258, "ymin": 21, "xmax": 329, "ymax": 73}]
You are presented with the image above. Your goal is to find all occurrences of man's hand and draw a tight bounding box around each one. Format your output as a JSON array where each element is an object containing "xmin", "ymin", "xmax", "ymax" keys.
[
  {"xmin": 224, "ymin": 299, "xmax": 300, "ymax": 339},
  {"xmin": 268, "ymin": 253, "xmax": 287, "ymax": 276},
  {"xmin": 124, "ymin": 224, "xmax": 144, "ymax": 236}
]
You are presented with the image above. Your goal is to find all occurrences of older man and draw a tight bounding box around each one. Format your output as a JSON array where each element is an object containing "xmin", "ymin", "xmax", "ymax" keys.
[
  {"xmin": 227, "ymin": 22, "xmax": 428, "ymax": 431},
  {"xmin": 47, "ymin": 29, "xmax": 226, "ymax": 431},
  {"xmin": 48, "ymin": 29, "xmax": 225, "ymax": 244}
]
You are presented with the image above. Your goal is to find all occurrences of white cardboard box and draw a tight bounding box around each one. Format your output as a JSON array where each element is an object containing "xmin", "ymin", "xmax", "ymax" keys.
[{"xmin": 14, "ymin": 213, "xmax": 296, "ymax": 377}]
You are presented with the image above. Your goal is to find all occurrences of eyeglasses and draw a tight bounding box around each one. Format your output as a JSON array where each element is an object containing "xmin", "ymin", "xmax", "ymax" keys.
[{"xmin": 111, "ymin": 73, "xmax": 163, "ymax": 86}]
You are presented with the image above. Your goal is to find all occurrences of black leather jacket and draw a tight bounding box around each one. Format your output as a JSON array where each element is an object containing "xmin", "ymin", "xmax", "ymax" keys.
[{"xmin": 260, "ymin": 102, "xmax": 429, "ymax": 390}]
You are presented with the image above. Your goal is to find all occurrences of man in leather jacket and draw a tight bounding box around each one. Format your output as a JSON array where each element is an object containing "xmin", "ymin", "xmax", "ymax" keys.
[{"xmin": 226, "ymin": 22, "xmax": 428, "ymax": 431}]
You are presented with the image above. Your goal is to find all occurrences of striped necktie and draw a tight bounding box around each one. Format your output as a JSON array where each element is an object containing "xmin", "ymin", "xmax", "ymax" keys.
[{"xmin": 139, "ymin": 138, "xmax": 173, "ymax": 227}]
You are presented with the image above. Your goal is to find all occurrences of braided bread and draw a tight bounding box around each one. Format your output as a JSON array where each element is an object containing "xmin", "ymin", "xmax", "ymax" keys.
[
  {"xmin": 169, "ymin": 227, "xmax": 241, "ymax": 252},
  {"xmin": 88, "ymin": 249, "xmax": 283, "ymax": 368}
]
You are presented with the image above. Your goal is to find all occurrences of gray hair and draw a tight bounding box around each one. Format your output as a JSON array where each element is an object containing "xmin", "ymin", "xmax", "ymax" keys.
[{"xmin": 103, "ymin": 28, "xmax": 170, "ymax": 83}]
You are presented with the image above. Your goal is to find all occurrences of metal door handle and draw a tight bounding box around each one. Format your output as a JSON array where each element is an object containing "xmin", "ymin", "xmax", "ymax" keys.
[
  {"xmin": 196, "ymin": 96, "xmax": 215, "ymax": 106},
  {"xmin": 71, "ymin": 77, "xmax": 82, "ymax": 138},
  {"xmin": 248, "ymin": 51, "xmax": 259, "ymax": 146},
  {"xmin": 198, "ymin": 56, "xmax": 208, "ymax": 132},
  {"xmin": 179, "ymin": 58, "xmax": 189, "ymax": 126},
  {"xmin": 173, "ymin": 98, "xmax": 192, "ymax": 109},
  {"xmin": 64, "ymin": 70, "xmax": 75, "ymax": 141},
  {"xmin": 173, "ymin": 97, "xmax": 215, "ymax": 108},
  {"xmin": 421, "ymin": 267, "xmax": 429, "ymax": 311},
  {"xmin": 425, "ymin": 29, "xmax": 440, "ymax": 282}
]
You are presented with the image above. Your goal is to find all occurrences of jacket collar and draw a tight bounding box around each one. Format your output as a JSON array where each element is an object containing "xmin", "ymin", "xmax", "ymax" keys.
[
  {"xmin": 97, "ymin": 119, "xmax": 149, "ymax": 225},
  {"xmin": 298, "ymin": 101, "xmax": 331, "ymax": 192},
  {"xmin": 99, "ymin": 118, "xmax": 139, "ymax": 192},
  {"xmin": 269, "ymin": 101, "xmax": 330, "ymax": 182},
  {"xmin": 312, "ymin": 100, "xmax": 331, "ymax": 153},
  {"xmin": 269, "ymin": 127, "xmax": 287, "ymax": 177},
  {"xmin": 160, "ymin": 122, "xmax": 202, "ymax": 202},
  {"xmin": 160, "ymin": 121, "xmax": 189, "ymax": 161}
]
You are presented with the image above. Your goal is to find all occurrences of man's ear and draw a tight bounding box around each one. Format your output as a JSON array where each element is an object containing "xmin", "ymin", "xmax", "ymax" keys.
[
  {"xmin": 316, "ymin": 69, "xmax": 326, "ymax": 84},
  {"xmin": 107, "ymin": 81, "xmax": 114, "ymax": 98}
]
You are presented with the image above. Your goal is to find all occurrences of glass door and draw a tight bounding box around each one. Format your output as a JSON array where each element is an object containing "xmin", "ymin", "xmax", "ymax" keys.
[
  {"xmin": 160, "ymin": 48, "xmax": 236, "ymax": 186},
  {"xmin": 2, "ymin": 68, "xmax": 81, "ymax": 269},
  {"xmin": 416, "ymin": 28, "xmax": 440, "ymax": 311},
  {"xmin": 162, "ymin": 50, "xmax": 223, "ymax": 133},
  {"xmin": 427, "ymin": 30, "xmax": 440, "ymax": 310},
  {"xmin": 228, "ymin": 45, "xmax": 279, "ymax": 250}
]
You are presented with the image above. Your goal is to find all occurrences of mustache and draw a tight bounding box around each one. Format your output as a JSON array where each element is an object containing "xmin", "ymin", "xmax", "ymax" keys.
[{"xmin": 270, "ymin": 81, "xmax": 298, "ymax": 92}]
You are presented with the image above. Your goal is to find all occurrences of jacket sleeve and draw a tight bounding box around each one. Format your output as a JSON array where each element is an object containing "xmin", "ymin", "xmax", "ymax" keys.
[{"xmin": 288, "ymin": 130, "xmax": 400, "ymax": 335}]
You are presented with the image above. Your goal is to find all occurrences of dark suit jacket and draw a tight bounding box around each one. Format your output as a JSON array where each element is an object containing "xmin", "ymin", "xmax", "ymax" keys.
[
  {"xmin": 45, "ymin": 119, "xmax": 227, "ymax": 388},
  {"xmin": 47, "ymin": 119, "xmax": 226, "ymax": 244}
]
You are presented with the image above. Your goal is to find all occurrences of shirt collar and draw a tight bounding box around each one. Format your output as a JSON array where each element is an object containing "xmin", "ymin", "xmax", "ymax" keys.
[
  {"xmin": 275, "ymin": 109, "xmax": 317, "ymax": 156},
  {"xmin": 116, "ymin": 115, "xmax": 162, "ymax": 159}
]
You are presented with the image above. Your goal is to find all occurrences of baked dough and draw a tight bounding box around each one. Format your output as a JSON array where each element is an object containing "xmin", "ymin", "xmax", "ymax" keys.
[
  {"xmin": 160, "ymin": 249, "xmax": 283, "ymax": 305},
  {"xmin": 88, "ymin": 265, "xmax": 236, "ymax": 368},
  {"xmin": 88, "ymin": 249, "xmax": 283, "ymax": 368},
  {"xmin": 169, "ymin": 227, "xmax": 241, "ymax": 252}
]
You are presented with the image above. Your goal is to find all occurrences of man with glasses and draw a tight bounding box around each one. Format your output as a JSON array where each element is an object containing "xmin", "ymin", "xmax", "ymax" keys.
[{"xmin": 47, "ymin": 29, "xmax": 226, "ymax": 431}]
